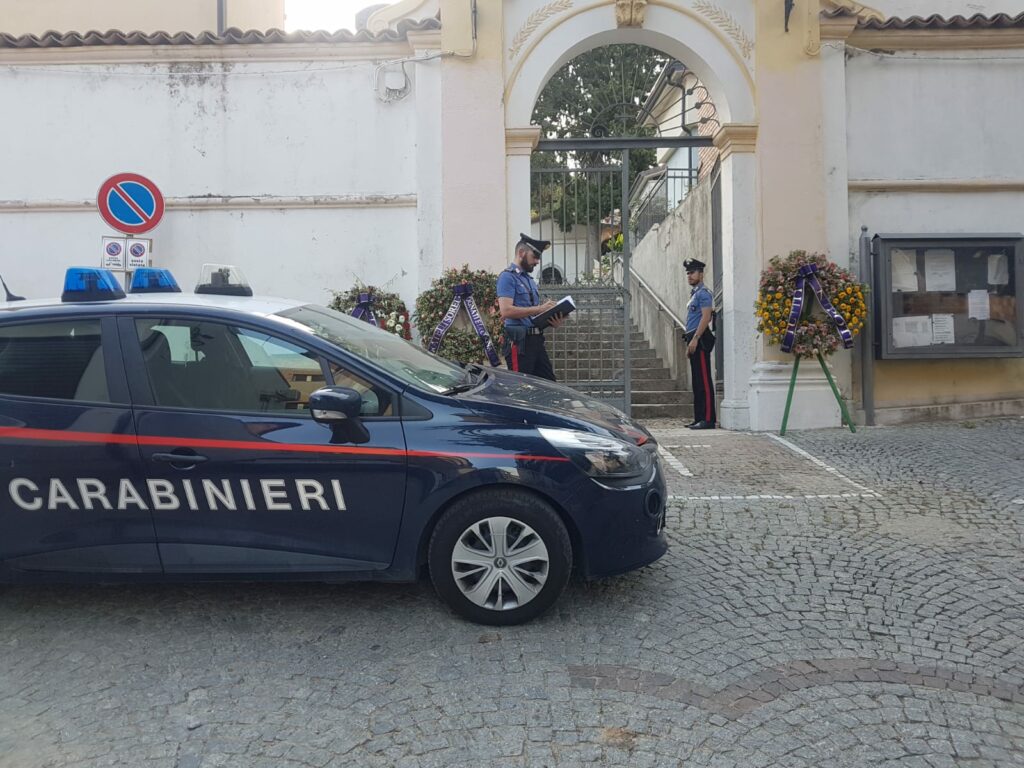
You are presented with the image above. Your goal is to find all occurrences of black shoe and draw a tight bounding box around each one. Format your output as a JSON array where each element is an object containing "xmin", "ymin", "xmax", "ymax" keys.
[
  {"xmin": 689, "ymin": 421, "xmax": 715, "ymax": 430},
  {"xmin": 684, "ymin": 420, "xmax": 699, "ymax": 428}
]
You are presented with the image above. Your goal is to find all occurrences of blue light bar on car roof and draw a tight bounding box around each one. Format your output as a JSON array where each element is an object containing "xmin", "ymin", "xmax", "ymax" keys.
[
  {"xmin": 129, "ymin": 268, "xmax": 181, "ymax": 294},
  {"xmin": 61, "ymin": 268, "xmax": 126, "ymax": 303}
]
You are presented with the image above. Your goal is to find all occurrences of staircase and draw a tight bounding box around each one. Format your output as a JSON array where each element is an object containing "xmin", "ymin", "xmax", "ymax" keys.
[{"xmin": 548, "ymin": 318, "xmax": 693, "ymax": 420}]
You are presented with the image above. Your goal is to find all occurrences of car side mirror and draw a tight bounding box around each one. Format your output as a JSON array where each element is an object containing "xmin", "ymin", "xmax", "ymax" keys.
[{"xmin": 310, "ymin": 387, "xmax": 363, "ymax": 424}]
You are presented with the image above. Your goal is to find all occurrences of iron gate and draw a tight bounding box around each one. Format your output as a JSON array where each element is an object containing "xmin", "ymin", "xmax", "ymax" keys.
[{"xmin": 531, "ymin": 137, "xmax": 711, "ymax": 415}]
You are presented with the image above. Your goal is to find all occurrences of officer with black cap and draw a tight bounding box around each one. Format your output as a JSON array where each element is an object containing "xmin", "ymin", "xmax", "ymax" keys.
[
  {"xmin": 684, "ymin": 258, "xmax": 716, "ymax": 429},
  {"xmin": 496, "ymin": 233, "xmax": 565, "ymax": 380}
]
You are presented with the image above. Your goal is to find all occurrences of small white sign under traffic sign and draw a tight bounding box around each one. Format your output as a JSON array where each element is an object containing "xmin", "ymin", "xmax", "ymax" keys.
[
  {"xmin": 126, "ymin": 238, "xmax": 151, "ymax": 269},
  {"xmin": 101, "ymin": 237, "xmax": 126, "ymax": 270}
]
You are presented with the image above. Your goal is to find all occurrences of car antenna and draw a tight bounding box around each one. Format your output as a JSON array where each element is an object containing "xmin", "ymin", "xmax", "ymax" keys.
[{"xmin": 1, "ymin": 274, "xmax": 24, "ymax": 302}]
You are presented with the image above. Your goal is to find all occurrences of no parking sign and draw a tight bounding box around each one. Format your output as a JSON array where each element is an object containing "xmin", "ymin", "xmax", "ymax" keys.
[{"xmin": 97, "ymin": 173, "xmax": 164, "ymax": 234}]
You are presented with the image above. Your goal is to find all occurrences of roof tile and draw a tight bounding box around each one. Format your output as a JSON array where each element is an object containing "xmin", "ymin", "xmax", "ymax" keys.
[{"xmin": 0, "ymin": 18, "xmax": 440, "ymax": 49}]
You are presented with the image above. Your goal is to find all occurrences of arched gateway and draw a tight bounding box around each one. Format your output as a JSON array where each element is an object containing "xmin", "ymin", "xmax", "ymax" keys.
[{"xmin": 504, "ymin": 0, "xmax": 758, "ymax": 428}]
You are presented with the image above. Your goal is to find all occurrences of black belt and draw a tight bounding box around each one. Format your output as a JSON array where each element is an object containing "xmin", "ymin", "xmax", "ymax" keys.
[{"xmin": 526, "ymin": 328, "xmax": 544, "ymax": 336}]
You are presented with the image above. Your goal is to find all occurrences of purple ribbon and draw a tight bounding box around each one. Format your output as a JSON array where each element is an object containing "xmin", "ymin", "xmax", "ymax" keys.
[
  {"xmin": 427, "ymin": 283, "xmax": 501, "ymax": 367},
  {"xmin": 351, "ymin": 292, "xmax": 377, "ymax": 326},
  {"xmin": 780, "ymin": 263, "xmax": 854, "ymax": 354}
]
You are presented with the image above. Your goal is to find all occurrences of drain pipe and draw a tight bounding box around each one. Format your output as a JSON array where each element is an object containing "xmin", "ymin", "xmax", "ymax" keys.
[
  {"xmin": 859, "ymin": 225, "xmax": 876, "ymax": 426},
  {"xmin": 217, "ymin": 0, "xmax": 227, "ymax": 35}
]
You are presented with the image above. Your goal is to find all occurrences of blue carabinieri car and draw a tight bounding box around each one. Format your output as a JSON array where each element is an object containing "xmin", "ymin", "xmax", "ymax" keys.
[{"xmin": 0, "ymin": 266, "xmax": 667, "ymax": 624}]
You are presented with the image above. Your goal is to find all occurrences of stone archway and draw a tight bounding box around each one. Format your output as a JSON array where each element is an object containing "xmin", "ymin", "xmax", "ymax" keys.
[{"xmin": 503, "ymin": 0, "xmax": 759, "ymax": 429}]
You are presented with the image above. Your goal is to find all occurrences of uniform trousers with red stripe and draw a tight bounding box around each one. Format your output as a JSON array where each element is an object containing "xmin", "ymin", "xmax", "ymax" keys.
[
  {"xmin": 689, "ymin": 344, "xmax": 716, "ymax": 425},
  {"xmin": 506, "ymin": 334, "xmax": 556, "ymax": 381}
]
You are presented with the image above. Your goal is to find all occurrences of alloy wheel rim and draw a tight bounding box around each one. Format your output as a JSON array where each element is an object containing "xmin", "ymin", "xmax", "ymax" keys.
[{"xmin": 450, "ymin": 516, "xmax": 550, "ymax": 610}]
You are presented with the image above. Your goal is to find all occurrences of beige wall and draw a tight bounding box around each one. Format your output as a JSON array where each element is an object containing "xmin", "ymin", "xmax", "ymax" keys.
[
  {"xmin": 754, "ymin": 1, "xmax": 828, "ymax": 261},
  {"xmin": 873, "ymin": 359, "xmax": 1024, "ymax": 408},
  {"xmin": 0, "ymin": 0, "xmax": 285, "ymax": 35},
  {"xmin": 441, "ymin": 0, "xmax": 508, "ymax": 270}
]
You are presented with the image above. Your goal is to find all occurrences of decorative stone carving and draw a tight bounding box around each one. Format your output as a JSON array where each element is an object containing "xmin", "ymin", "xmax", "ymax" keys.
[
  {"xmin": 692, "ymin": 0, "xmax": 754, "ymax": 60},
  {"xmin": 820, "ymin": 0, "xmax": 884, "ymax": 22},
  {"xmin": 615, "ymin": 0, "xmax": 648, "ymax": 28},
  {"xmin": 508, "ymin": 0, "xmax": 574, "ymax": 60}
]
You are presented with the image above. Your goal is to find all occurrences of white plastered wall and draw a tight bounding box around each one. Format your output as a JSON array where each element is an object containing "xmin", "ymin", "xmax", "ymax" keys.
[
  {"xmin": 0, "ymin": 52, "xmax": 440, "ymax": 311},
  {"xmin": 845, "ymin": 45, "xmax": 1024, "ymax": 419}
]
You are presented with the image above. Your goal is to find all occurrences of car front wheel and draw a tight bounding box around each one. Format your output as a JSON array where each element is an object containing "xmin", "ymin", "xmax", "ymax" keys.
[{"xmin": 428, "ymin": 489, "xmax": 572, "ymax": 625}]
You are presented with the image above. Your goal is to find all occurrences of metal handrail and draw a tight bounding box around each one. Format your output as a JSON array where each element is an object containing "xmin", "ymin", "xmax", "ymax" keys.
[{"xmin": 628, "ymin": 265, "xmax": 686, "ymax": 331}]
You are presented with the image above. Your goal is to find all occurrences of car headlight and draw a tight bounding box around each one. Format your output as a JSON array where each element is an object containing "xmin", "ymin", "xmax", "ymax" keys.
[{"xmin": 539, "ymin": 427, "xmax": 653, "ymax": 479}]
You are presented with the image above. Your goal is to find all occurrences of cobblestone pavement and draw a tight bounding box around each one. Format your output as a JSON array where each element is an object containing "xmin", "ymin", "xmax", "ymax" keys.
[{"xmin": 2, "ymin": 418, "xmax": 1023, "ymax": 767}]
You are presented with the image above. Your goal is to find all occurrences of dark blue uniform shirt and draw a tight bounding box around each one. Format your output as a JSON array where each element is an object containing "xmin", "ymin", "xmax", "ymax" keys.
[{"xmin": 496, "ymin": 263, "xmax": 540, "ymax": 328}]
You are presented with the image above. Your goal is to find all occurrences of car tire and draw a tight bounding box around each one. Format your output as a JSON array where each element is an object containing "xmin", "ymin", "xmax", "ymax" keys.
[{"xmin": 428, "ymin": 488, "xmax": 572, "ymax": 626}]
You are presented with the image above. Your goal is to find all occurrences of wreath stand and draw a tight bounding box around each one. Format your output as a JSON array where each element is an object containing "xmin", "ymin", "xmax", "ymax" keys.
[
  {"xmin": 778, "ymin": 263, "xmax": 857, "ymax": 436},
  {"xmin": 779, "ymin": 353, "xmax": 856, "ymax": 436}
]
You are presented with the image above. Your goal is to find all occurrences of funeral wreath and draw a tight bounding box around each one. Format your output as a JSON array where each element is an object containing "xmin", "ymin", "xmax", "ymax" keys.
[
  {"xmin": 414, "ymin": 265, "xmax": 503, "ymax": 365},
  {"xmin": 329, "ymin": 284, "xmax": 412, "ymax": 340},
  {"xmin": 755, "ymin": 251, "xmax": 868, "ymax": 359}
]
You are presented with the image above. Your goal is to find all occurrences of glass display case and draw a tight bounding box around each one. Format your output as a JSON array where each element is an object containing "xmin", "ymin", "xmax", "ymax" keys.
[{"xmin": 872, "ymin": 235, "xmax": 1023, "ymax": 359}]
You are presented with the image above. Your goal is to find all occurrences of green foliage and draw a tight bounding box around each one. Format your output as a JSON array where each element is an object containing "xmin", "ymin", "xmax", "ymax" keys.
[
  {"xmin": 328, "ymin": 285, "xmax": 412, "ymax": 339},
  {"xmin": 531, "ymin": 44, "xmax": 668, "ymax": 232},
  {"xmin": 414, "ymin": 265, "xmax": 504, "ymax": 365}
]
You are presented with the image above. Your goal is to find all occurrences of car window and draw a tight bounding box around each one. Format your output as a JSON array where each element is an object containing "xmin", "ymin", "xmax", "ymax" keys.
[
  {"xmin": 135, "ymin": 318, "xmax": 322, "ymax": 415},
  {"xmin": 278, "ymin": 305, "xmax": 467, "ymax": 393},
  {"xmin": 327, "ymin": 361, "xmax": 394, "ymax": 417},
  {"xmin": 0, "ymin": 320, "xmax": 109, "ymax": 402}
]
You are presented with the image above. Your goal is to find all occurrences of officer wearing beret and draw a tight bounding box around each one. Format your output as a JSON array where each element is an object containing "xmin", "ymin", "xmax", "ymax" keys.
[
  {"xmin": 684, "ymin": 258, "xmax": 716, "ymax": 429},
  {"xmin": 496, "ymin": 234, "xmax": 565, "ymax": 380}
]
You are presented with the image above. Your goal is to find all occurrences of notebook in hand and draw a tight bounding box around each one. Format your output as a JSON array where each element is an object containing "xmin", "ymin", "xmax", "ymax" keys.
[{"xmin": 530, "ymin": 295, "xmax": 576, "ymax": 329}]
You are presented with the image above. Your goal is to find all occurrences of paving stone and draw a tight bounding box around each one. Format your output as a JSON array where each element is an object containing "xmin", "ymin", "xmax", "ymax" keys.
[{"xmin": 2, "ymin": 419, "xmax": 1024, "ymax": 766}]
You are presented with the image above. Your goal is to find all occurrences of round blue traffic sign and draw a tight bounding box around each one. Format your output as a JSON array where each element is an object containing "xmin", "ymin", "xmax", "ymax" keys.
[{"xmin": 97, "ymin": 173, "xmax": 165, "ymax": 234}]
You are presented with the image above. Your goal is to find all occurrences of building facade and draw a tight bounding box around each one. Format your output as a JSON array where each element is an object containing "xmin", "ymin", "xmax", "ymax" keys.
[{"xmin": 1, "ymin": 0, "xmax": 1023, "ymax": 428}]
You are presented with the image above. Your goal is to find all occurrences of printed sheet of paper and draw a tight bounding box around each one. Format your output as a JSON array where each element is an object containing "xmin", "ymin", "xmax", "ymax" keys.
[
  {"xmin": 924, "ymin": 249, "xmax": 956, "ymax": 292},
  {"xmin": 892, "ymin": 315, "xmax": 933, "ymax": 348},
  {"xmin": 891, "ymin": 249, "xmax": 919, "ymax": 292},
  {"xmin": 988, "ymin": 253, "xmax": 1009, "ymax": 285},
  {"xmin": 931, "ymin": 314, "xmax": 955, "ymax": 345},
  {"xmin": 968, "ymin": 289, "xmax": 990, "ymax": 320}
]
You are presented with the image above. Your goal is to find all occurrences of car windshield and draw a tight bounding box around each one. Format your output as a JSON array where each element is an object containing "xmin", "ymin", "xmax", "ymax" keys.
[{"xmin": 277, "ymin": 304, "xmax": 468, "ymax": 393}]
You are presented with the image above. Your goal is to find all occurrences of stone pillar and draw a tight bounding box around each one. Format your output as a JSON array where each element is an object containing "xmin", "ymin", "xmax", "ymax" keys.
[
  {"xmin": 410, "ymin": 31, "xmax": 444, "ymax": 296},
  {"xmin": 505, "ymin": 127, "xmax": 541, "ymax": 255},
  {"xmin": 820, "ymin": 13, "xmax": 859, "ymax": 411},
  {"xmin": 440, "ymin": 0, "xmax": 508, "ymax": 271},
  {"xmin": 714, "ymin": 123, "xmax": 759, "ymax": 430},
  {"xmin": 819, "ymin": 14, "xmax": 856, "ymax": 268}
]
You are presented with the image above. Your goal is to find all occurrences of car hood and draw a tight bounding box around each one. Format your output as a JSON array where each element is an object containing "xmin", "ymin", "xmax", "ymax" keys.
[{"xmin": 459, "ymin": 367, "xmax": 654, "ymax": 444}]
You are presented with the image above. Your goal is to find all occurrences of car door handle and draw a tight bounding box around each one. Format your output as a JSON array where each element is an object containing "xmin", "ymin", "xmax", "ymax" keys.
[{"xmin": 151, "ymin": 451, "xmax": 209, "ymax": 467}]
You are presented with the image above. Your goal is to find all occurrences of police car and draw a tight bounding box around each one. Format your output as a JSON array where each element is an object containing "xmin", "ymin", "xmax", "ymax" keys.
[{"xmin": 0, "ymin": 266, "xmax": 667, "ymax": 625}]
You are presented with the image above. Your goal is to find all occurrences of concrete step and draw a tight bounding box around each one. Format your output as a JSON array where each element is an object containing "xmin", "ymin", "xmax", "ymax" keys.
[
  {"xmin": 551, "ymin": 346, "xmax": 656, "ymax": 358},
  {"xmin": 548, "ymin": 335, "xmax": 643, "ymax": 344},
  {"xmin": 552, "ymin": 359, "xmax": 665, "ymax": 372},
  {"xmin": 631, "ymin": 403, "xmax": 692, "ymax": 419},
  {"xmin": 556, "ymin": 367, "xmax": 671, "ymax": 380},
  {"xmin": 549, "ymin": 341, "xmax": 653, "ymax": 353},
  {"xmin": 631, "ymin": 378, "xmax": 685, "ymax": 392},
  {"xmin": 631, "ymin": 390, "xmax": 694, "ymax": 405},
  {"xmin": 552, "ymin": 327, "xmax": 638, "ymax": 335}
]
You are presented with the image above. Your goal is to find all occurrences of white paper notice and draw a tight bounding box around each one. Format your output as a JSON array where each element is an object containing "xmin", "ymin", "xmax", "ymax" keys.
[
  {"xmin": 924, "ymin": 249, "xmax": 957, "ymax": 292},
  {"xmin": 968, "ymin": 289, "xmax": 990, "ymax": 320},
  {"xmin": 892, "ymin": 316, "xmax": 933, "ymax": 348},
  {"xmin": 891, "ymin": 249, "xmax": 919, "ymax": 292},
  {"xmin": 931, "ymin": 314, "xmax": 955, "ymax": 344},
  {"xmin": 988, "ymin": 253, "xmax": 1009, "ymax": 285}
]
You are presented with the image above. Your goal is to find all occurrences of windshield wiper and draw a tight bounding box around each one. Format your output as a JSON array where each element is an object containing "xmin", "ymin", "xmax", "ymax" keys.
[{"xmin": 440, "ymin": 368, "xmax": 487, "ymax": 396}]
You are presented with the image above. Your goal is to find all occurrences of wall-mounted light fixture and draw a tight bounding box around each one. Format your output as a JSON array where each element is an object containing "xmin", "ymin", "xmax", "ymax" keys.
[{"xmin": 784, "ymin": 0, "xmax": 795, "ymax": 32}]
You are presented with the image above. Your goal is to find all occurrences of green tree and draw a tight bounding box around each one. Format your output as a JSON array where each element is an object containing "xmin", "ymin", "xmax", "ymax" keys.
[{"xmin": 530, "ymin": 44, "xmax": 669, "ymax": 235}]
